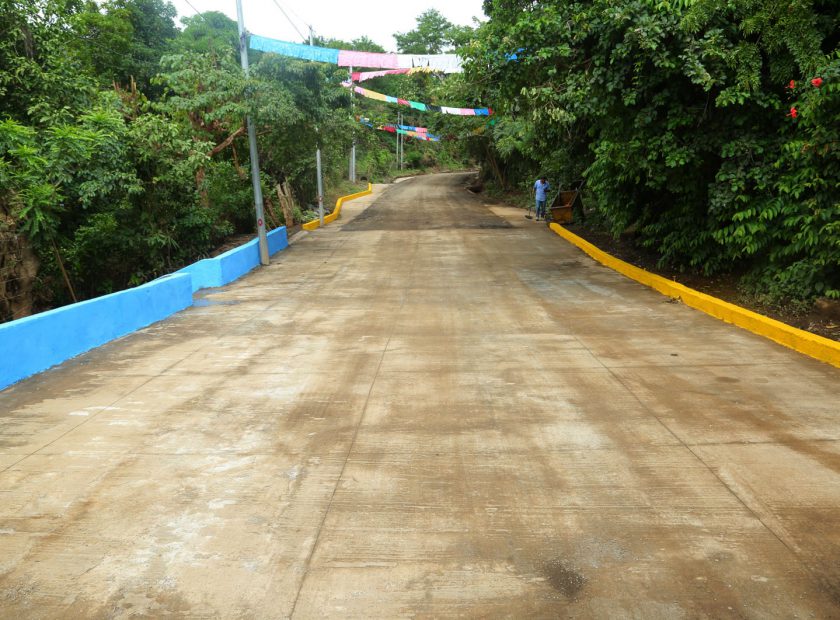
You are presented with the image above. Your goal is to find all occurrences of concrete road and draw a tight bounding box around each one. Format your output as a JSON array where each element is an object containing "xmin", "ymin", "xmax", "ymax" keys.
[{"xmin": 2, "ymin": 172, "xmax": 840, "ymax": 618}]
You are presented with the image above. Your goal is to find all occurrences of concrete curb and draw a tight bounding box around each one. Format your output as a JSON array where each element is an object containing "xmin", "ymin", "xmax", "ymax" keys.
[
  {"xmin": 302, "ymin": 183, "xmax": 373, "ymax": 231},
  {"xmin": 549, "ymin": 223, "xmax": 840, "ymax": 369},
  {"xmin": 288, "ymin": 230, "xmax": 309, "ymax": 244}
]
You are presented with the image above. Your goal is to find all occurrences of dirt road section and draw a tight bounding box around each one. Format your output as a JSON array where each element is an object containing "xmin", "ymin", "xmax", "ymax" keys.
[{"xmin": 2, "ymin": 173, "xmax": 840, "ymax": 617}]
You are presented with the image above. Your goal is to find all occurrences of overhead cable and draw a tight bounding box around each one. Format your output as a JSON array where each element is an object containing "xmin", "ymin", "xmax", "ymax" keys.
[{"xmin": 269, "ymin": 0, "xmax": 308, "ymax": 43}]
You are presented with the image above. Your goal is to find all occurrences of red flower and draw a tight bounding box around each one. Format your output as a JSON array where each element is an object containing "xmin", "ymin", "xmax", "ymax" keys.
[
  {"xmin": 811, "ymin": 77, "xmax": 823, "ymax": 88},
  {"xmin": 788, "ymin": 80, "xmax": 796, "ymax": 90},
  {"xmin": 787, "ymin": 107, "xmax": 798, "ymax": 119}
]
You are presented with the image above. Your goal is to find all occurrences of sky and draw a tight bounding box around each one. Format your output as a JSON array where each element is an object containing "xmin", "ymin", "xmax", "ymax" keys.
[{"xmin": 169, "ymin": 0, "xmax": 487, "ymax": 52}]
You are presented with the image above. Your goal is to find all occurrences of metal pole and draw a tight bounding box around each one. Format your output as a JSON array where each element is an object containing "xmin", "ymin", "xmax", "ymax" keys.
[
  {"xmin": 395, "ymin": 112, "xmax": 400, "ymax": 170},
  {"xmin": 316, "ymin": 146, "xmax": 324, "ymax": 226},
  {"xmin": 310, "ymin": 28, "xmax": 324, "ymax": 227},
  {"xmin": 399, "ymin": 112, "xmax": 403, "ymax": 170},
  {"xmin": 235, "ymin": 0, "xmax": 269, "ymax": 265},
  {"xmin": 349, "ymin": 66, "xmax": 356, "ymax": 182}
]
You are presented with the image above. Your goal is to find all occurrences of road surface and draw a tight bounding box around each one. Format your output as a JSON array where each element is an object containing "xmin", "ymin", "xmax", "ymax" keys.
[{"xmin": 2, "ymin": 172, "xmax": 840, "ymax": 618}]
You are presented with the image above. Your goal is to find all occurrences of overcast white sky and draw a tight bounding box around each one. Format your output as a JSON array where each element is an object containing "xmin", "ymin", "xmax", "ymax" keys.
[{"xmin": 169, "ymin": 0, "xmax": 486, "ymax": 52}]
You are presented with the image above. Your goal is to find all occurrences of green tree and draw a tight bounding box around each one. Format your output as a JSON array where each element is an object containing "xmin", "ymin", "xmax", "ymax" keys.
[
  {"xmin": 1, "ymin": 0, "xmax": 477, "ymax": 323},
  {"xmin": 0, "ymin": 0, "xmax": 96, "ymax": 125},
  {"xmin": 252, "ymin": 52, "xmax": 349, "ymax": 203},
  {"xmin": 464, "ymin": 0, "xmax": 840, "ymax": 303},
  {"xmin": 176, "ymin": 11, "xmax": 239, "ymax": 57},
  {"xmin": 72, "ymin": 0, "xmax": 178, "ymax": 90},
  {"xmin": 395, "ymin": 9, "xmax": 465, "ymax": 54},
  {"xmin": 312, "ymin": 35, "xmax": 385, "ymax": 53}
]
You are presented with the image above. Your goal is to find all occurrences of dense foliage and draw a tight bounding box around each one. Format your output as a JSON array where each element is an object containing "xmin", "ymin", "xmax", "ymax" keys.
[
  {"xmin": 0, "ymin": 0, "xmax": 475, "ymax": 321},
  {"xmin": 462, "ymin": 0, "xmax": 840, "ymax": 305},
  {"xmin": 394, "ymin": 9, "xmax": 474, "ymax": 54},
  {"xmin": 13, "ymin": 0, "xmax": 832, "ymax": 321}
]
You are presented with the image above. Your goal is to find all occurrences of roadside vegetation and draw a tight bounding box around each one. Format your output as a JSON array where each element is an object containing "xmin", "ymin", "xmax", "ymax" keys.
[
  {"xmin": 459, "ymin": 0, "xmax": 840, "ymax": 316},
  {"xmin": 0, "ymin": 2, "xmax": 475, "ymax": 321},
  {"xmin": 5, "ymin": 0, "xmax": 837, "ymax": 330}
]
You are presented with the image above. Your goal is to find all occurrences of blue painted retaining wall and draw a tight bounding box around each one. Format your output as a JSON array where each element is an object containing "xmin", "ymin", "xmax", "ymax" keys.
[
  {"xmin": 1, "ymin": 227, "xmax": 288, "ymax": 391},
  {"xmin": 0, "ymin": 272, "xmax": 193, "ymax": 390},
  {"xmin": 177, "ymin": 226, "xmax": 288, "ymax": 292}
]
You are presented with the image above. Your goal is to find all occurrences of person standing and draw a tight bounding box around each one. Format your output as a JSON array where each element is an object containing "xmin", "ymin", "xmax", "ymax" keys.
[{"xmin": 533, "ymin": 176, "xmax": 550, "ymax": 221}]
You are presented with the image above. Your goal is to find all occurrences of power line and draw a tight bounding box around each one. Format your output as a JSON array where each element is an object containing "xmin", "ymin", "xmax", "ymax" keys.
[
  {"xmin": 276, "ymin": 0, "xmax": 313, "ymax": 36},
  {"xmin": 280, "ymin": 0, "xmax": 310, "ymax": 31},
  {"xmin": 182, "ymin": 0, "xmax": 205, "ymax": 20},
  {"xmin": 269, "ymin": 0, "xmax": 309, "ymax": 42}
]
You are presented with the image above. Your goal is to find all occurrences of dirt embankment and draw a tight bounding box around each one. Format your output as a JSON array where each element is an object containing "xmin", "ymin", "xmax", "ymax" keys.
[{"xmin": 0, "ymin": 208, "xmax": 39, "ymax": 322}]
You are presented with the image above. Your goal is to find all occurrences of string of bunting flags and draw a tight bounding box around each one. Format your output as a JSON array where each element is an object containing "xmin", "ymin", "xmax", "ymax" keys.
[
  {"xmin": 347, "ymin": 85, "xmax": 493, "ymax": 116},
  {"xmin": 358, "ymin": 117, "xmax": 441, "ymax": 142},
  {"xmin": 247, "ymin": 33, "xmax": 493, "ymax": 142},
  {"xmin": 249, "ymin": 34, "xmax": 463, "ymax": 73},
  {"xmin": 358, "ymin": 116, "xmax": 429, "ymax": 133}
]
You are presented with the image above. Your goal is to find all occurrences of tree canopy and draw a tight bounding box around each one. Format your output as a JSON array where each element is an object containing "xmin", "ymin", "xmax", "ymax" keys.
[
  {"xmin": 4, "ymin": 0, "xmax": 838, "ymax": 325},
  {"xmin": 0, "ymin": 2, "xmax": 473, "ymax": 321},
  {"xmin": 395, "ymin": 9, "xmax": 471, "ymax": 54},
  {"xmin": 460, "ymin": 0, "xmax": 840, "ymax": 304}
]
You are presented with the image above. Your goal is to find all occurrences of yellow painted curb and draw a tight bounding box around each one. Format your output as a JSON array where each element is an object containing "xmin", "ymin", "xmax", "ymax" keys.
[
  {"xmin": 302, "ymin": 183, "xmax": 373, "ymax": 231},
  {"xmin": 549, "ymin": 222, "xmax": 840, "ymax": 369}
]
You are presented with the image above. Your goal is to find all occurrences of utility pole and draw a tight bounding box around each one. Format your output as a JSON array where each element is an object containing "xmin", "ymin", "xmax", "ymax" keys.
[
  {"xmin": 396, "ymin": 111, "xmax": 403, "ymax": 171},
  {"xmin": 349, "ymin": 66, "xmax": 356, "ymax": 182},
  {"xmin": 310, "ymin": 30, "xmax": 324, "ymax": 226},
  {"xmin": 348, "ymin": 67, "xmax": 356, "ymax": 183},
  {"xmin": 399, "ymin": 111, "xmax": 404, "ymax": 170},
  {"xmin": 316, "ymin": 146, "xmax": 324, "ymax": 225},
  {"xmin": 350, "ymin": 139, "xmax": 356, "ymax": 182},
  {"xmin": 235, "ymin": 0, "xmax": 269, "ymax": 265}
]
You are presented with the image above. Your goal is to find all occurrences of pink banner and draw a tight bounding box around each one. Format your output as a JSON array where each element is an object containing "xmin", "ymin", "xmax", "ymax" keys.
[{"xmin": 338, "ymin": 50, "xmax": 398, "ymax": 69}]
